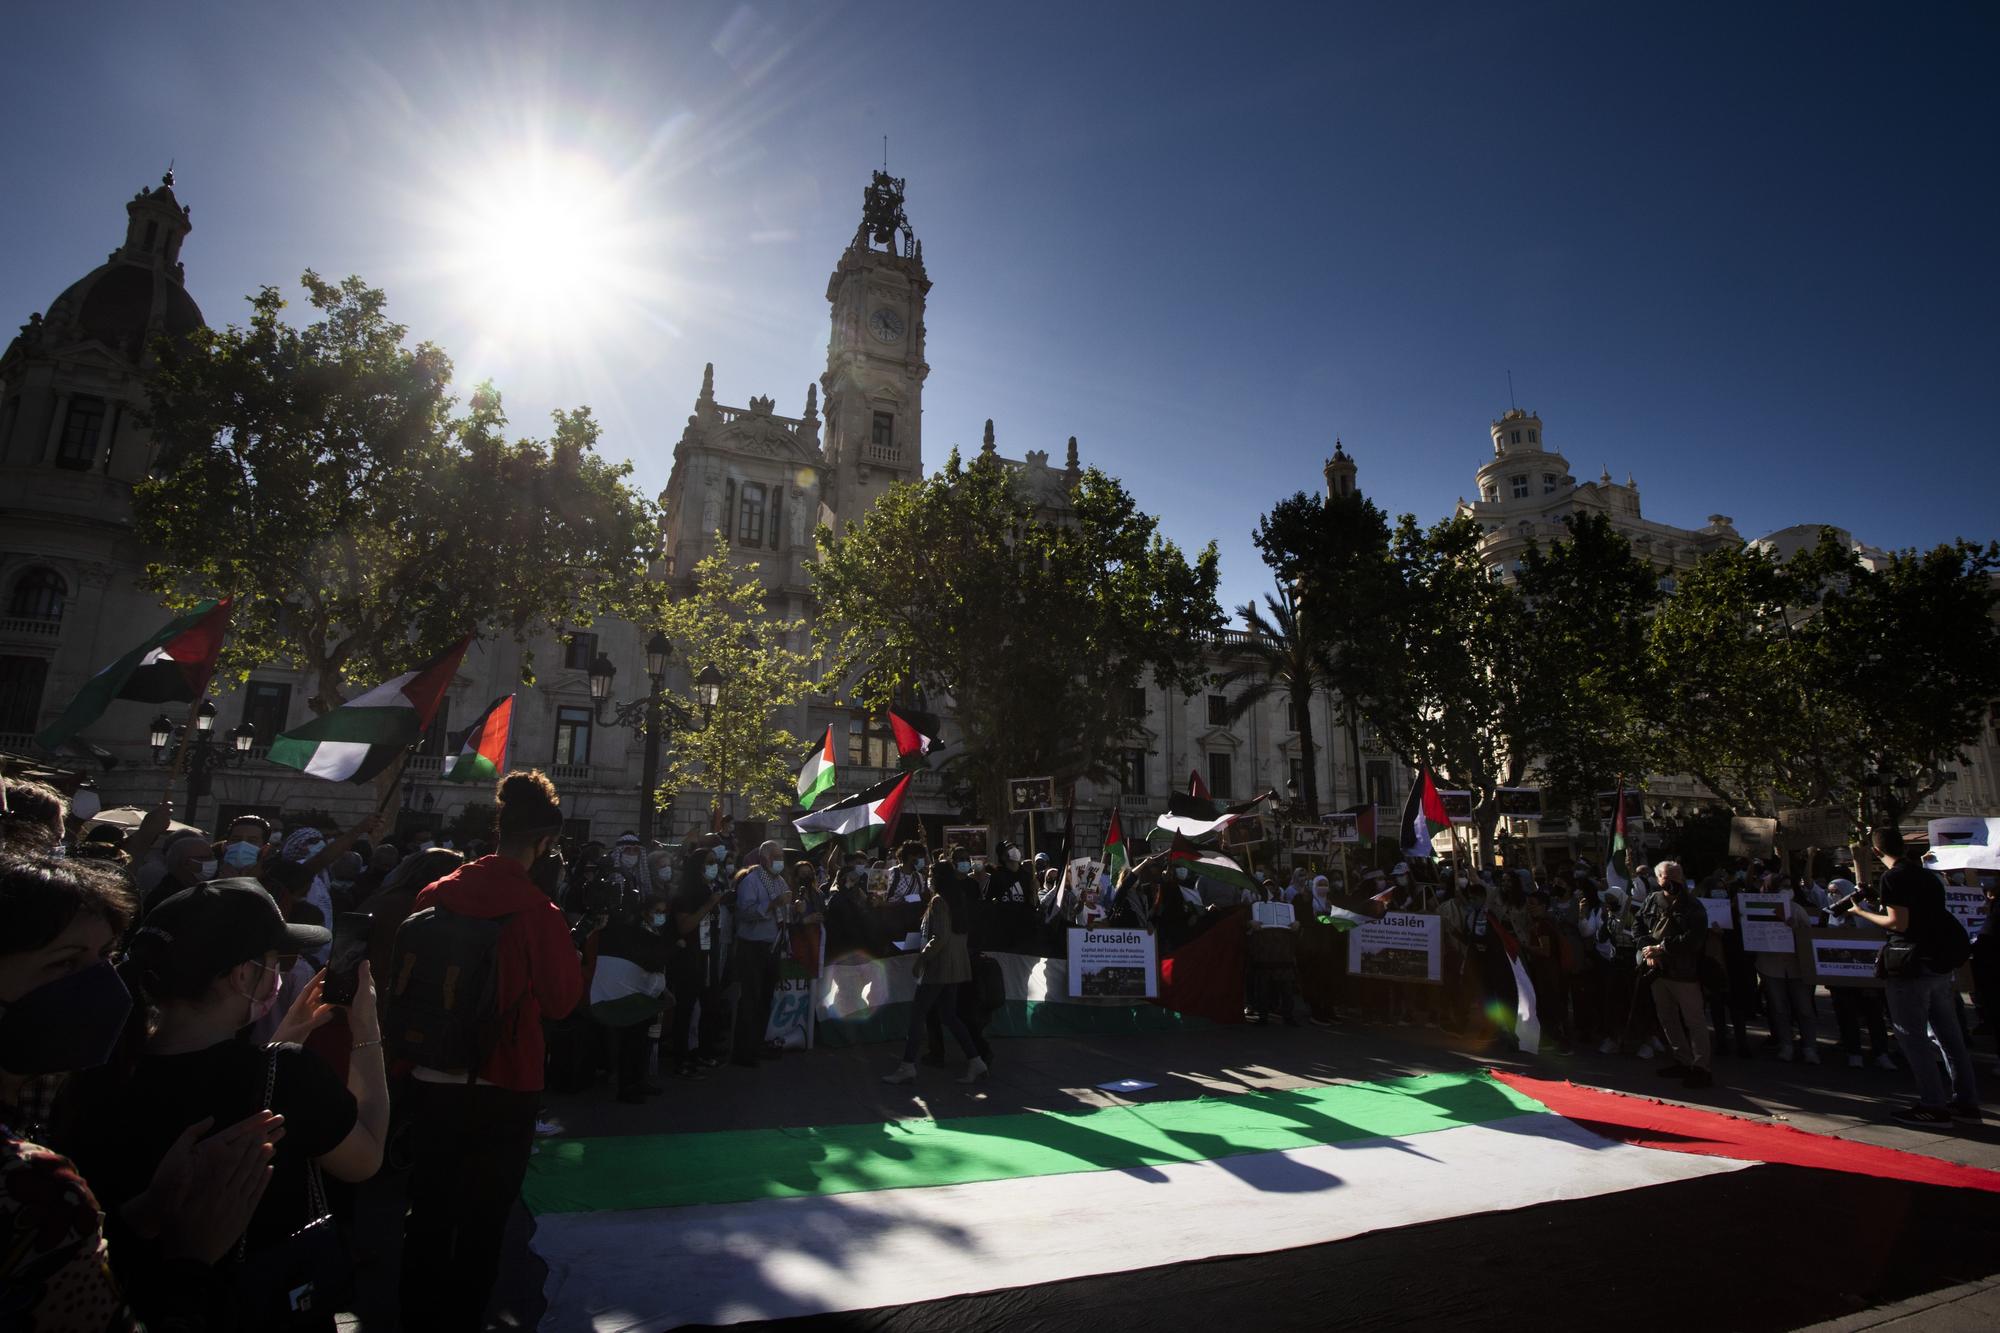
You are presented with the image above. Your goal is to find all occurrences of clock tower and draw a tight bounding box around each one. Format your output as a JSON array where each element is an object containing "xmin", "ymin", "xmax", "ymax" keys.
[{"xmin": 820, "ymin": 171, "xmax": 929, "ymax": 534}]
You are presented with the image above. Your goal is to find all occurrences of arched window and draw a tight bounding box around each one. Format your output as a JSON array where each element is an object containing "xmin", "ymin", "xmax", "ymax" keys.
[{"xmin": 7, "ymin": 568, "xmax": 67, "ymax": 622}]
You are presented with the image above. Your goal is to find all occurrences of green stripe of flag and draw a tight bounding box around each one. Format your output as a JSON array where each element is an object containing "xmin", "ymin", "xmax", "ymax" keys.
[{"xmin": 523, "ymin": 1071, "xmax": 1547, "ymax": 1215}]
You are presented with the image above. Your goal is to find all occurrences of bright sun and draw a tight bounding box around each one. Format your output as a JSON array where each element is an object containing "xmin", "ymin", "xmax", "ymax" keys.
[{"xmin": 431, "ymin": 146, "xmax": 656, "ymax": 351}]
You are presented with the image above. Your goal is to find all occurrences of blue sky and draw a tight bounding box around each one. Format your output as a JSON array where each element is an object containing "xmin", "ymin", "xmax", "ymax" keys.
[{"xmin": 4, "ymin": 2, "xmax": 1994, "ymax": 618}]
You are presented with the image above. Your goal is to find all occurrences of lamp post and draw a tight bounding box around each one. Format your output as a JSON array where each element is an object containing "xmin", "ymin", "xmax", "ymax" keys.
[
  {"xmin": 148, "ymin": 701, "xmax": 255, "ymax": 827},
  {"xmin": 587, "ymin": 632, "xmax": 690, "ymax": 842}
]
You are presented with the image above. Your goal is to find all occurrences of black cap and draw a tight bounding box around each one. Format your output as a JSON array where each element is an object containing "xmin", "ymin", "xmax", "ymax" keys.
[{"xmin": 133, "ymin": 878, "xmax": 331, "ymax": 989}]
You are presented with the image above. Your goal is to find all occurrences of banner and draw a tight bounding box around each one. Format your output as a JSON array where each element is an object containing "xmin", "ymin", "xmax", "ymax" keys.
[
  {"xmin": 1320, "ymin": 811, "xmax": 1360, "ymax": 843},
  {"xmin": 1810, "ymin": 932, "xmax": 1885, "ymax": 986},
  {"xmin": 1067, "ymin": 928, "xmax": 1159, "ymax": 999},
  {"xmin": 1735, "ymin": 893, "xmax": 1793, "ymax": 953},
  {"xmin": 1345, "ymin": 912, "xmax": 1443, "ymax": 984}
]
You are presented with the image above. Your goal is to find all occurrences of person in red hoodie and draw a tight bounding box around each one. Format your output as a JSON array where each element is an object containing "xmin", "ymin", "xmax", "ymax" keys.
[{"xmin": 398, "ymin": 769, "xmax": 583, "ymax": 1333}]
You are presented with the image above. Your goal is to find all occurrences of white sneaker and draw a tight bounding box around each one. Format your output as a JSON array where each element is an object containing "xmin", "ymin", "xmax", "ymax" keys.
[
  {"xmin": 882, "ymin": 1061, "xmax": 917, "ymax": 1085},
  {"xmin": 1636, "ymin": 1039, "xmax": 1658, "ymax": 1059},
  {"xmin": 958, "ymin": 1057, "xmax": 989, "ymax": 1084},
  {"xmin": 1802, "ymin": 1046, "xmax": 1820, "ymax": 1066},
  {"xmin": 534, "ymin": 1118, "xmax": 565, "ymax": 1137},
  {"xmin": 1598, "ymin": 1038, "xmax": 1619, "ymax": 1055},
  {"xmin": 1778, "ymin": 1044, "xmax": 1795, "ymax": 1062},
  {"xmin": 1847, "ymin": 1054, "xmax": 1864, "ymax": 1069},
  {"xmin": 1873, "ymin": 1053, "xmax": 1897, "ymax": 1071}
]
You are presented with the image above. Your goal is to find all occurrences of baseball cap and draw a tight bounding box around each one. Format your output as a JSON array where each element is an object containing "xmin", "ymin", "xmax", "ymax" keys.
[{"xmin": 132, "ymin": 878, "xmax": 331, "ymax": 990}]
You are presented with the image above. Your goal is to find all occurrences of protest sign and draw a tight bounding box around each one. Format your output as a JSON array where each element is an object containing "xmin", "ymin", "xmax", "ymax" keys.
[
  {"xmin": 1777, "ymin": 806, "xmax": 1851, "ymax": 848},
  {"xmin": 1728, "ymin": 817, "xmax": 1777, "ymax": 859},
  {"xmin": 1063, "ymin": 857, "xmax": 1106, "ymax": 925},
  {"xmin": 1438, "ymin": 790, "xmax": 1475, "ymax": 825},
  {"xmin": 1699, "ymin": 896, "xmax": 1735, "ymax": 930},
  {"xmin": 1811, "ymin": 932, "xmax": 1885, "ymax": 986},
  {"xmin": 1009, "ymin": 777, "xmax": 1056, "ymax": 812},
  {"xmin": 1320, "ymin": 811, "xmax": 1361, "ymax": 843},
  {"xmin": 1252, "ymin": 900, "xmax": 1296, "ymax": 930},
  {"xmin": 1493, "ymin": 786, "xmax": 1543, "ymax": 819},
  {"xmin": 1346, "ymin": 912, "xmax": 1442, "ymax": 984},
  {"xmin": 942, "ymin": 825, "xmax": 992, "ymax": 866},
  {"xmin": 1067, "ymin": 927, "xmax": 1159, "ymax": 998},
  {"xmin": 1735, "ymin": 892, "xmax": 1794, "ymax": 953},
  {"xmin": 1943, "ymin": 883, "xmax": 1988, "ymax": 936},
  {"xmin": 1223, "ymin": 813, "xmax": 1266, "ymax": 847},
  {"xmin": 1288, "ymin": 823, "xmax": 1334, "ymax": 856}
]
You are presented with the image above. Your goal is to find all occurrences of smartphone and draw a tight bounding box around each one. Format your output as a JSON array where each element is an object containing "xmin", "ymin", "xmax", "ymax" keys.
[{"xmin": 322, "ymin": 911, "xmax": 373, "ymax": 1006}]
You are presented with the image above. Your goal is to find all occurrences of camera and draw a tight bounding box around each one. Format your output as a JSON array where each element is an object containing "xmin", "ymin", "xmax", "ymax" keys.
[{"xmin": 563, "ymin": 844, "xmax": 625, "ymax": 918}]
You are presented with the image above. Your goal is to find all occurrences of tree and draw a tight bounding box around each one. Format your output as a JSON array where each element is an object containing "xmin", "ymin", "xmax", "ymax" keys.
[
  {"xmin": 1367, "ymin": 513, "xmax": 1529, "ymax": 862},
  {"xmin": 653, "ymin": 538, "xmax": 817, "ymax": 823},
  {"xmin": 1253, "ymin": 488, "xmax": 1399, "ymax": 803},
  {"xmin": 1214, "ymin": 585, "xmax": 1336, "ymax": 816},
  {"xmin": 1512, "ymin": 511, "xmax": 1663, "ymax": 824},
  {"xmin": 135, "ymin": 273, "xmax": 665, "ymax": 710},
  {"xmin": 812, "ymin": 446, "xmax": 1222, "ymax": 825}
]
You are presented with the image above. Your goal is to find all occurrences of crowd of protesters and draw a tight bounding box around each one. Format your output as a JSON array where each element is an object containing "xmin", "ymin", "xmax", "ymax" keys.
[{"xmin": 4, "ymin": 766, "xmax": 1995, "ymax": 1329}]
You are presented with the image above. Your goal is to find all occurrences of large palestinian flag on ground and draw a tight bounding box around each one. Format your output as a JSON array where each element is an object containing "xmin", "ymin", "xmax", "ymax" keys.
[
  {"xmin": 522, "ymin": 1067, "xmax": 2000, "ymax": 1329},
  {"xmin": 35, "ymin": 598, "xmax": 233, "ymax": 749},
  {"xmin": 443, "ymin": 694, "xmax": 513, "ymax": 783},
  {"xmin": 268, "ymin": 636, "xmax": 470, "ymax": 783},
  {"xmin": 793, "ymin": 772, "xmax": 911, "ymax": 852}
]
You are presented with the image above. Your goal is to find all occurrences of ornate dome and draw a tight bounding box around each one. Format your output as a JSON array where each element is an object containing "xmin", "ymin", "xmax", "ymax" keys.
[{"xmin": 46, "ymin": 261, "xmax": 204, "ymax": 358}]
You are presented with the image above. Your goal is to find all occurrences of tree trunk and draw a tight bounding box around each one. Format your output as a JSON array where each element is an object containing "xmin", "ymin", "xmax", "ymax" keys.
[
  {"xmin": 1295, "ymin": 687, "xmax": 1320, "ymax": 818},
  {"xmin": 1345, "ymin": 698, "xmax": 1365, "ymax": 813}
]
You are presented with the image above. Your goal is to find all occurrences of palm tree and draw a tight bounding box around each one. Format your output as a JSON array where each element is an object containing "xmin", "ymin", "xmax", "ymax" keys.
[{"xmin": 1215, "ymin": 584, "xmax": 1333, "ymax": 817}]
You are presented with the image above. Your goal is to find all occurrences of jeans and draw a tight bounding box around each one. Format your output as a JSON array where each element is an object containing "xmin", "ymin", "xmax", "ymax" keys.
[
  {"xmin": 1762, "ymin": 973, "xmax": 1818, "ymax": 1049},
  {"xmin": 1885, "ymin": 969, "xmax": 1980, "ymax": 1109},
  {"xmin": 400, "ymin": 1080, "xmax": 540, "ymax": 1333},
  {"xmin": 1654, "ymin": 977, "xmax": 1711, "ymax": 1070},
  {"xmin": 1833, "ymin": 987, "xmax": 1891, "ymax": 1055},
  {"xmin": 904, "ymin": 982, "xmax": 975, "ymax": 1062}
]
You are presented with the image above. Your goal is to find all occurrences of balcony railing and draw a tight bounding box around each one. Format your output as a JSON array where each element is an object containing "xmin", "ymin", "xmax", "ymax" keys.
[
  {"xmin": 0, "ymin": 616, "xmax": 61, "ymax": 639},
  {"xmin": 549, "ymin": 762, "xmax": 595, "ymax": 783}
]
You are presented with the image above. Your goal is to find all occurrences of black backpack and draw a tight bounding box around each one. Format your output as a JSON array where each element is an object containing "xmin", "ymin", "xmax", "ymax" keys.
[{"xmin": 385, "ymin": 906, "xmax": 517, "ymax": 1073}]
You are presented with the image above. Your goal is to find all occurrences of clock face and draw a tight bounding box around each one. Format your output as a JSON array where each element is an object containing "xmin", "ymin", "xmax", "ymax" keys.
[{"xmin": 868, "ymin": 307, "xmax": 905, "ymax": 343}]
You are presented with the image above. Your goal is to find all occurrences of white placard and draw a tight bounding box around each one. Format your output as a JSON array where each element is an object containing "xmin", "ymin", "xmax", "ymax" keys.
[
  {"xmin": 1735, "ymin": 892, "xmax": 1793, "ymax": 953},
  {"xmin": 1067, "ymin": 927, "xmax": 1159, "ymax": 998},
  {"xmin": 1345, "ymin": 912, "xmax": 1443, "ymax": 984},
  {"xmin": 1943, "ymin": 883, "xmax": 1988, "ymax": 937},
  {"xmin": 1699, "ymin": 896, "xmax": 1735, "ymax": 930},
  {"xmin": 1812, "ymin": 936, "xmax": 1881, "ymax": 981}
]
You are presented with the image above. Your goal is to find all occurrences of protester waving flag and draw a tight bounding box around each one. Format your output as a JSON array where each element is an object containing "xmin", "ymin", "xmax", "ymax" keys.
[
  {"xmin": 268, "ymin": 635, "xmax": 471, "ymax": 783},
  {"xmin": 1487, "ymin": 916, "xmax": 1543, "ymax": 1055},
  {"xmin": 795, "ymin": 772, "xmax": 911, "ymax": 852},
  {"xmin": 35, "ymin": 598, "xmax": 233, "ymax": 749},
  {"xmin": 886, "ymin": 706, "xmax": 941, "ymax": 762},
  {"xmin": 443, "ymin": 694, "xmax": 514, "ymax": 783},
  {"xmin": 1606, "ymin": 783, "xmax": 1632, "ymax": 890},
  {"xmin": 1102, "ymin": 809, "xmax": 1129, "ymax": 885},
  {"xmin": 797, "ymin": 724, "xmax": 838, "ymax": 810},
  {"xmin": 1399, "ymin": 769, "xmax": 1452, "ymax": 858},
  {"xmin": 1166, "ymin": 832, "xmax": 1256, "ymax": 896}
]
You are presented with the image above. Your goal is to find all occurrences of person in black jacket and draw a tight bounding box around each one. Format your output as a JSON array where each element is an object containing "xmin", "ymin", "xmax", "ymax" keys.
[{"xmin": 1642, "ymin": 861, "xmax": 1715, "ymax": 1088}]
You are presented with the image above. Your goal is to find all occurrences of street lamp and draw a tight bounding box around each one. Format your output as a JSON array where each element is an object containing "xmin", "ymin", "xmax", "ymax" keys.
[
  {"xmin": 592, "ymin": 634, "xmax": 695, "ymax": 841},
  {"xmin": 695, "ymin": 664, "xmax": 723, "ymax": 723},
  {"xmin": 147, "ymin": 709, "xmax": 255, "ymax": 827}
]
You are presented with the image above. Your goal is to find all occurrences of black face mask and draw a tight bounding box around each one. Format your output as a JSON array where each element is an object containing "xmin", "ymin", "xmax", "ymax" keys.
[{"xmin": 0, "ymin": 961, "xmax": 133, "ymax": 1076}]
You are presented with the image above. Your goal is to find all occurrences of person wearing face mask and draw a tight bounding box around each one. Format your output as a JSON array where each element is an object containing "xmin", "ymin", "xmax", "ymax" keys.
[
  {"xmin": 61, "ymin": 873, "xmax": 387, "ymax": 1332},
  {"xmin": 395, "ymin": 769, "xmax": 584, "ymax": 1331},
  {"xmin": 219, "ymin": 814, "xmax": 273, "ymax": 878},
  {"xmin": 884, "ymin": 845, "xmax": 984, "ymax": 1086},
  {"xmin": 2, "ymin": 851, "xmax": 287, "ymax": 1332},
  {"xmin": 139, "ymin": 832, "xmax": 215, "ymax": 915},
  {"xmin": 1293, "ymin": 873, "xmax": 1343, "ymax": 1026},
  {"xmin": 665, "ymin": 839, "xmax": 729, "ymax": 1077},
  {"xmin": 983, "ymin": 841, "xmax": 1035, "ymax": 952},
  {"xmin": 728, "ymin": 841, "xmax": 794, "ymax": 1069}
]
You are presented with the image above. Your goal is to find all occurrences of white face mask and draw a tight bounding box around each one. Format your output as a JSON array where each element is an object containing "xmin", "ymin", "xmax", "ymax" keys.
[
  {"xmin": 238, "ymin": 960, "xmax": 281, "ymax": 1025},
  {"xmin": 650, "ymin": 911, "xmax": 668, "ymax": 928},
  {"xmin": 196, "ymin": 859, "xmax": 219, "ymax": 880},
  {"xmin": 704, "ymin": 863, "xmax": 719, "ymax": 881},
  {"xmin": 955, "ymin": 861, "xmax": 971, "ymax": 874},
  {"xmin": 1007, "ymin": 849, "xmax": 1023, "ymax": 865},
  {"xmin": 1174, "ymin": 867, "xmax": 1190, "ymax": 882}
]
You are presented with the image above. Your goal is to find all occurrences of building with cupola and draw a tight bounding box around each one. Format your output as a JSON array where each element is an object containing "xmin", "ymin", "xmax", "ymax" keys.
[{"xmin": 1456, "ymin": 407, "xmax": 1743, "ymax": 587}]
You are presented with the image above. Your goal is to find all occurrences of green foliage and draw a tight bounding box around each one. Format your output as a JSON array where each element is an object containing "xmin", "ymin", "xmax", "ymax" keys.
[
  {"xmin": 134, "ymin": 272, "xmax": 666, "ymax": 709},
  {"xmin": 1214, "ymin": 586, "xmax": 1334, "ymax": 815},
  {"xmin": 652, "ymin": 537, "xmax": 816, "ymax": 824},
  {"xmin": 811, "ymin": 448, "xmax": 1221, "ymax": 820},
  {"xmin": 1513, "ymin": 511, "xmax": 1662, "ymax": 822}
]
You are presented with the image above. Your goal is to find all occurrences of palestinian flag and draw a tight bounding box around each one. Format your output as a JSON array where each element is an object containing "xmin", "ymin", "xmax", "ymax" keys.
[
  {"xmin": 794, "ymin": 772, "xmax": 911, "ymax": 852},
  {"xmin": 1399, "ymin": 768, "xmax": 1451, "ymax": 858},
  {"xmin": 444, "ymin": 695, "xmax": 513, "ymax": 783},
  {"xmin": 1188, "ymin": 768, "xmax": 1211, "ymax": 801},
  {"xmin": 268, "ymin": 636, "xmax": 470, "ymax": 783},
  {"xmin": 1165, "ymin": 831, "xmax": 1255, "ymax": 896},
  {"xmin": 1155, "ymin": 789, "xmax": 1271, "ymax": 840},
  {"xmin": 1342, "ymin": 801, "xmax": 1377, "ymax": 844},
  {"xmin": 886, "ymin": 706, "xmax": 940, "ymax": 761},
  {"xmin": 587, "ymin": 938, "xmax": 669, "ymax": 1028},
  {"xmin": 35, "ymin": 598, "xmax": 233, "ymax": 749},
  {"xmin": 521, "ymin": 1064, "xmax": 2000, "ymax": 1329},
  {"xmin": 1487, "ymin": 915, "xmax": 1543, "ymax": 1055},
  {"xmin": 1607, "ymin": 782, "xmax": 1632, "ymax": 890},
  {"xmin": 1102, "ymin": 810, "xmax": 1129, "ymax": 886},
  {"xmin": 797, "ymin": 725, "xmax": 838, "ymax": 810}
]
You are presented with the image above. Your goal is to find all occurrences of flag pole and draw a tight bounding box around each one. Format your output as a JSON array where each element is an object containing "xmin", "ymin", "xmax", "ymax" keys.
[
  {"xmin": 374, "ymin": 750, "xmax": 412, "ymax": 821},
  {"xmin": 161, "ymin": 692, "xmax": 205, "ymax": 804}
]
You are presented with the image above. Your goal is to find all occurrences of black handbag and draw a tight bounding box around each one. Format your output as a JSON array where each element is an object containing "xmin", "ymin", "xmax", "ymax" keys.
[
  {"xmin": 1876, "ymin": 936, "xmax": 1922, "ymax": 979},
  {"xmin": 231, "ymin": 1050, "xmax": 353, "ymax": 1329}
]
